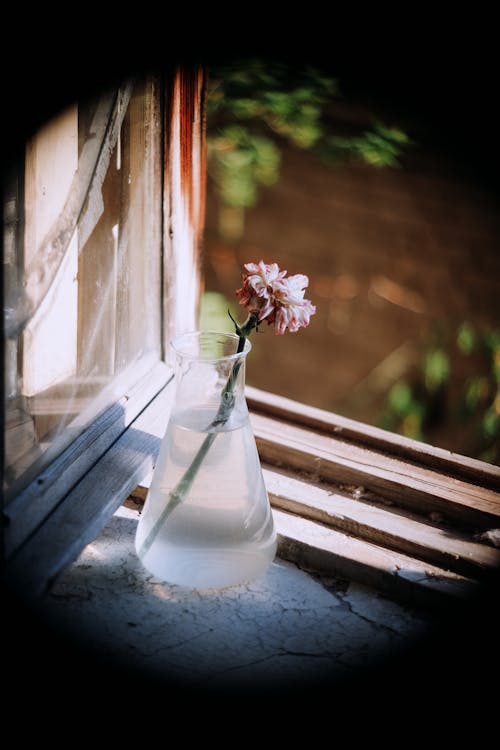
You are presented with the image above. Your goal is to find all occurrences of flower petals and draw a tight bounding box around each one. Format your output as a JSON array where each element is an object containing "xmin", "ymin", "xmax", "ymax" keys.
[{"xmin": 236, "ymin": 260, "xmax": 315, "ymax": 334}]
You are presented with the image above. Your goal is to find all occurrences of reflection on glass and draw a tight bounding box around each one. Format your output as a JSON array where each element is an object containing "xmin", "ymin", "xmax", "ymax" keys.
[{"xmin": 3, "ymin": 77, "xmax": 162, "ymax": 501}]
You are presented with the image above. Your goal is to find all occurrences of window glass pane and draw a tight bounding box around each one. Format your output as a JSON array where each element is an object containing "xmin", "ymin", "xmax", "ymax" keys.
[
  {"xmin": 3, "ymin": 76, "xmax": 162, "ymax": 501},
  {"xmin": 202, "ymin": 61, "xmax": 500, "ymax": 465}
]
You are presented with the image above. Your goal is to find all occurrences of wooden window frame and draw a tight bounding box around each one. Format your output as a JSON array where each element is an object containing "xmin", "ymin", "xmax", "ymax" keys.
[{"xmin": 3, "ymin": 66, "xmax": 206, "ymax": 592}]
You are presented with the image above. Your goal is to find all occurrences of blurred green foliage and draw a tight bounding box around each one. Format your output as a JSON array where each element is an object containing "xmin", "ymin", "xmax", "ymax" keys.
[
  {"xmin": 199, "ymin": 291, "xmax": 237, "ymax": 334},
  {"xmin": 207, "ymin": 60, "xmax": 411, "ymax": 223},
  {"xmin": 324, "ymin": 123, "xmax": 411, "ymax": 168},
  {"xmin": 379, "ymin": 322, "xmax": 500, "ymax": 464}
]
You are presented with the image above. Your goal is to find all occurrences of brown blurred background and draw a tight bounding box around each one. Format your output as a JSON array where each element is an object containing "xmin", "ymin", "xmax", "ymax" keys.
[{"xmin": 202, "ymin": 65, "xmax": 500, "ymax": 463}]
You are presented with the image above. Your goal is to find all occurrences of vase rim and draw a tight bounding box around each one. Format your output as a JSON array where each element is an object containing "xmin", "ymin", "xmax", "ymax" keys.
[{"xmin": 170, "ymin": 330, "xmax": 252, "ymax": 362}]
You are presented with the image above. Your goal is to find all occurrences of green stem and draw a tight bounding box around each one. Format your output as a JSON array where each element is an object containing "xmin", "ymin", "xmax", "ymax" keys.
[{"xmin": 137, "ymin": 314, "xmax": 259, "ymax": 560}]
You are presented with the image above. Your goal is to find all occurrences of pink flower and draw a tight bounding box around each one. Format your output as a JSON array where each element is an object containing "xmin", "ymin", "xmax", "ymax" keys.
[{"xmin": 236, "ymin": 260, "xmax": 316, "ymax": 335}]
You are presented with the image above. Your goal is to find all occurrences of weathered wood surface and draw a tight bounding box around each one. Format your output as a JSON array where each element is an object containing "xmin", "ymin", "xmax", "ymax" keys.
[
  {"xmin": 4, "ymin": 362, "xmax": 172, "ymax": 557},
  {"xmin": 13, "ymin": 376, "xmax": 495, "ymax": 606},
  {"xmin": 243, "ymin": 386, "xmax": 499, "ymax": 603},
  {"xmin": 246, "ymin": 386, "xmax": 500, "ymax": 491},
  {"xmin": 274, "ymin": 509, "xmax": 480, "ymax": 609},
  {"xmin": 263, "ymin": 468, "xmax": 500, "ymax": 582},
  {"xmin": 5, "ymin": 378, "xmax": 175, "ymax": 599},
  {"xmin": 163, "ymin": 66, "xmax": 205, "ymax": 358},
  {"xmin": 128, "ymin": 385, "xmax": 500, "ymax": 606},
  {"xmin": 23, "ymin": 105, "xmax": 79, "ymax": 396},
  {"xmin": 250, "ymin": 410, "xmax": 500, "ymax": 529},
  {"xmin": 4, "ymin": 65, "xmax": 208, "ymax": 597}
]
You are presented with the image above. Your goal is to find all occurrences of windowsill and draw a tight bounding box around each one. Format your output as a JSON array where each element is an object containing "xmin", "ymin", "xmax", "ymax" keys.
[
  {"xmin": 6, "ymin": 382, "xmax": 499, "ymax": 692},
  {"xmin": 6, "ymin": 381, "xmax": 499, "ymax": 603},
  {"xmin": 3, "ymin": 361, "xmax": 172, "ymax": 559}
]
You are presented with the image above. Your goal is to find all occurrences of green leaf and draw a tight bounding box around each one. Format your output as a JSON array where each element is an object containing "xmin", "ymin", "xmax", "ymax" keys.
[
  {"xmin": 482, "ymin": 409, "xmax": 500, "ymax": 439},
  {"xmin": 494, "ymin": 353, "xmax": 500, "ymax": 384},
  {"xmin": 464, "ymin": 376, "xmax": 490, "ymax": 411},
  {"xmin": 388, "ymin": 381, "xmax": 413, "ymax": 416},
  {"xmin": 424, "ymin": 349, "xmax": 450, "ymax": 392},
  {"xmin": 373, "ymin": 122, "xmax": 411, "ymax": 145},
  {"xmin": 229, "ymin": 98, "xmax": 261, "ymax": 118},
  {"xmin": 483, "ymin": 328, "xmax": 500, "ymax": 352},
  {"xmin": 457, "ymin": 322, "xmax": 476, "ymax": 354}
]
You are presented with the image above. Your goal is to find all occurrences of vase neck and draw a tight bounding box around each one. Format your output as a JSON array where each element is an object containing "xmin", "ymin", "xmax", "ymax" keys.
[{"xmin": 171, "ymin": 331, "xmax": 249, "ymax": 418}]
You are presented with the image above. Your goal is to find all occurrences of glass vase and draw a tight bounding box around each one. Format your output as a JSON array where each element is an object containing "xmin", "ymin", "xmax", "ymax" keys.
[{"xmin": 135, "ymin": 331, "xmax": 277, "ymax": 588}]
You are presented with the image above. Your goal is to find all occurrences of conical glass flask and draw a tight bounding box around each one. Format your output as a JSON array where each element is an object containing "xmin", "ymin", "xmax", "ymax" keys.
[{"xmin": 135, "ymin": 331, "xmax": 277, "ymax": 588}]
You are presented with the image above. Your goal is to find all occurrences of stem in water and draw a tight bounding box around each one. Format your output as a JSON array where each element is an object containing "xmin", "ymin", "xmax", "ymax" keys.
[{"xmin": 137, "ymin": 314, "xmax": 259, "ymax": 560}]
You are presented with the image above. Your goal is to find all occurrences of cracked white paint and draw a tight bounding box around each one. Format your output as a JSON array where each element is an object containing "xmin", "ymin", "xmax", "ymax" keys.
[{"xmin": 45, "ymin": 505, "xmax": 430, "ymax": 690}]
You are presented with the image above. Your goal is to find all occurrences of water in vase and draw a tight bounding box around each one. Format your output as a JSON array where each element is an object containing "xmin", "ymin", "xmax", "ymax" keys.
[{"xmin": 135, "ymin": 406, "xmax": 277, "ymax": 588}]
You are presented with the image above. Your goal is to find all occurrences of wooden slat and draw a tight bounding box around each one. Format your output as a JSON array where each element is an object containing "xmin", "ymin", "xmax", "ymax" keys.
[
  {"xmin": 246, "ymin": 386, "xmax": 500, "ymax": 491},
  {"xmin": 274, "ymin": 509, "xmax": 481, "ymax": 609},
  {"xmin": 4, "ymin": 379, "xmax": 175, "ymax": 599},
  {"xmin": 250, "ymin": 411, "xmax": 500, "ymax": 530},
  {"xmin": 4, "ymin": 362, "xmax": 172, "ymax": 557},
  {"xmin": 263, "ymin": 467, "xmax": 500, "ymax": 582}
]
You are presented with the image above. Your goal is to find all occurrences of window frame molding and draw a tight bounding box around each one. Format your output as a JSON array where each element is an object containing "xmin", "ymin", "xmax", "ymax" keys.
[
  {"xmin": 4, "ymin": 361, "xmax": 172, "ymax": 557},
  {"xmin": 5, "ymin": 374, "xmax": 176, "ymax": 598},
  {"xmin": 3, "ymin": 65, "xmax": 206, "ymax": 589}
]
